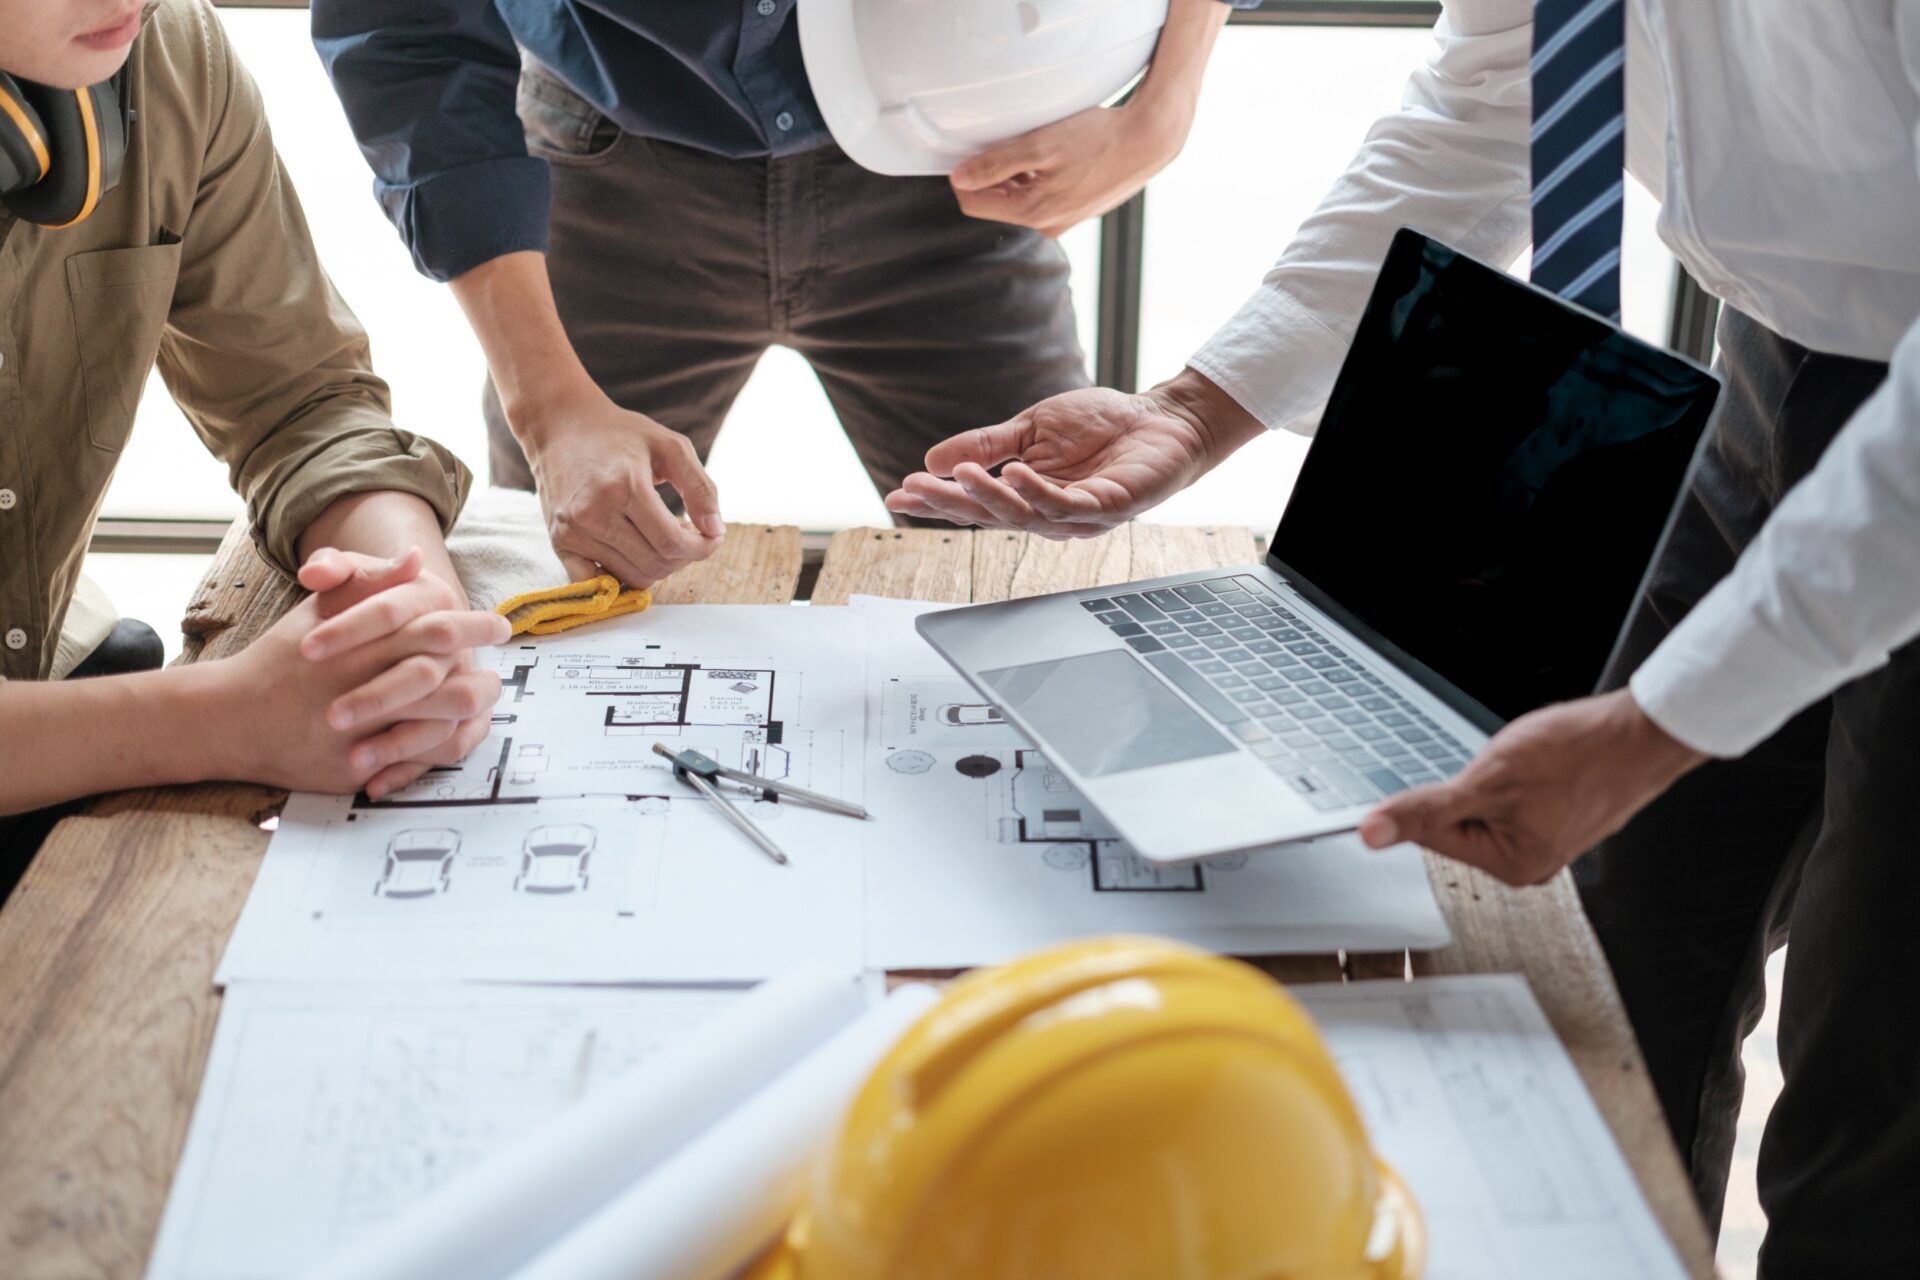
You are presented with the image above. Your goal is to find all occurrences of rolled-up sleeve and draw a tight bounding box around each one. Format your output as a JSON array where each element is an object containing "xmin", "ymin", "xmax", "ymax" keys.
[
  {"xmin": 154, "ymin": 19, "xmax": 470, "ymax": 574},
  {"xmin": 1188, "ymin": 0, "xmax": 1534, "ymax": 433},
  {"xmin": 313, "ymin": 0, "xmax": 549, "ymax": 282}
]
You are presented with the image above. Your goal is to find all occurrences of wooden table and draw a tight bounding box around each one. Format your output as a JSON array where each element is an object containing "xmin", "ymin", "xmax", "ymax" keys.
[{"xmin": 0, "ymin": 522, "xmax": 1718, "ymax": 1278}]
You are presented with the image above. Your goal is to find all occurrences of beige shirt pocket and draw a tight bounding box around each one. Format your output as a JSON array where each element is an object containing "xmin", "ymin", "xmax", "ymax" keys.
[{"xmin": 65, "ymin": 241, "xmax": 183, "ymax": 452}]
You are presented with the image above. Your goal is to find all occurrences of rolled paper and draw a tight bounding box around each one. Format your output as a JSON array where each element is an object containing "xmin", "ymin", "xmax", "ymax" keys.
[
  {"xmin": 508, "ymin": 984, "xmax": 944, "ymax": 1280},
  {"xmin": 298, "ymin": 966, "xmax": 866, "ymax": 1280}
]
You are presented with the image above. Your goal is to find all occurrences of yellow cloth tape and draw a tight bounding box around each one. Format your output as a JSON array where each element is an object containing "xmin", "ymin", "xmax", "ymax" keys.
[{"xmin": 494, "ymin": 574, "xmax": 653, "ymax": 637}]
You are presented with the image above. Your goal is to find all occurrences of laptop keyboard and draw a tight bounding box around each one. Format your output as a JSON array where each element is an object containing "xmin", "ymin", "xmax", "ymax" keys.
[{"xmin": 1079, "ymin": 575, "xmax": 1474, "ymax": 811}]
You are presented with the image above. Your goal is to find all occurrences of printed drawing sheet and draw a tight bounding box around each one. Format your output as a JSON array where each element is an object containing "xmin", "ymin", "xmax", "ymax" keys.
[
  {"xmin": 217, "ymin": 607, "xmax": 870, "ymax": 983},
  {"xmin": 1298, "ymin": 976, "xmax": 1688, "ymax": 1280},
  {"xmin": 855, "ymin": 597, "xmax": 1450, "ymax": 969},
  {"xmin": 144, "ymin": 982, "xmax": 745, "ymax": 1280},
  {"xmin": 219, "ymin": 598, "xmax": 1448, "ymax": 984}
]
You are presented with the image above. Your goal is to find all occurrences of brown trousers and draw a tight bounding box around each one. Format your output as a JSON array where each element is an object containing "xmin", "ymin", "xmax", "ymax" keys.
[{"xmin": 486, "ymin": 63, "xmax": 1092, "ymax": 514}]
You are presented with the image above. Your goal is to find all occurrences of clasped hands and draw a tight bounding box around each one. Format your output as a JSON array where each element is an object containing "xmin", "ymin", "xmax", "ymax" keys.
[{"xmin": 221, "ymin": 547, "xmax": 510, "ymax": 801}]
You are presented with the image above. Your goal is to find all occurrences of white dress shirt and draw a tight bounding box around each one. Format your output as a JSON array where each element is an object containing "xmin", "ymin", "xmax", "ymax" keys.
[{"xmin": 1188, "ymin": 0, "xmax": 1920, "ymax": 757}]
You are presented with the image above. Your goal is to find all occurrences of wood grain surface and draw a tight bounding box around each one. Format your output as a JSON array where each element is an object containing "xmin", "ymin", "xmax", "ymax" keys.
[
  {"xmin": 0, "ymin": 521, "xmax": 1715, "ymax": 1279},
  {"xmin": 0, "ymin": 523, "xmax": 805, "ymax": 1278}
]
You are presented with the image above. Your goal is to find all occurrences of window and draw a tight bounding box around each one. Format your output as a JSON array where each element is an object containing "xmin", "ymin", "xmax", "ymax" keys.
[
  {"xmin": 105, "ymin": 5, "xmax": 1684, "ymax": 538},
  {"xmin": 1133, "ymin": 23, "xmax": 1677, "ymax": 528},
  {"xmin": 102, "ymin": 9, "xmax": 1098, "ymax": 531}
]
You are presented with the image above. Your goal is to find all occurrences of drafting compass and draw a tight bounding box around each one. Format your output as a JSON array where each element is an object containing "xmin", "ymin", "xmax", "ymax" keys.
[{"xmin": 651, "ymin": 742, "xmax": 868, "ymax": 866}]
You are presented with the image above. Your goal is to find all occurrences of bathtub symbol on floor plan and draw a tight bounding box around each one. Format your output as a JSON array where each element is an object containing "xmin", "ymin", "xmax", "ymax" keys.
[{"xmin": 374, "ymin": 829, "xmax": 460, "ymax": 899}]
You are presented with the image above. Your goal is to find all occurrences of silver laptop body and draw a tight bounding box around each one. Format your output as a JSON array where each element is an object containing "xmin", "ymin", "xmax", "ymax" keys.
[
  {"xmin": 914, "ymin": 230, "xmax": 1722, "ymax": 864},
  {"xmin": 917, "ymin": 563, "xmax": 1489, "ymax": 861}
]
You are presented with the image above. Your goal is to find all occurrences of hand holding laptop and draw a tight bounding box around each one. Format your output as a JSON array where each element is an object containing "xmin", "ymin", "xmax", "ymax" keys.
[{"xmin": 1358, "ymin": 687, "xmax": 1708, "ymax": 886}]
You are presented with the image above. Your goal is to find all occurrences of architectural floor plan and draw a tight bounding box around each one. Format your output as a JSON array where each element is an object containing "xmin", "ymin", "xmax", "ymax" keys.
[
  {"xmin": 858, "ymin": 599, "xmax": 1451, "ymax": 969},
  {"xmin": 359, "ymin": 638, "xmax": 840, "ymax": 812},
  {"xmin": 143, "ymin": 983, "xmax": 742, "ymax": 1280},
  {"xmin": 1296, "ymin": 976, "xmax": 1687, "ymax": 1279},
  {"xmin": 218, "ymin": 599, "xmax": 1448, "ymax": 984},
  {"xmin": 217, "ymin": 607, "xmax": 870, "ymax": 984}
]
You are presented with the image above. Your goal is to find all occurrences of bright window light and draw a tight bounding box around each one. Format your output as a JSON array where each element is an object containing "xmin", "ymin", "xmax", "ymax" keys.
[
  {"xmin": 1136, "ymin": 24, "xmax": 1677, "ymax": 529},
  {"xmin": 103, "ymin": 12, "xmax": 1676, "ymax": 537}
]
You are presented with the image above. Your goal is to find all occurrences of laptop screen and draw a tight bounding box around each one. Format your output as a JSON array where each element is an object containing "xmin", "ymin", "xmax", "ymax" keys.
[{"xmin": 1268, "ymin": 230, "xmax": 1721, "ymax": 726}]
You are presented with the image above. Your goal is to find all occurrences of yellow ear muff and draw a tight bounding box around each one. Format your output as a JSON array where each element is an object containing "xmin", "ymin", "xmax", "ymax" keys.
[
  {"xmin": 45, "ymin": 86, "xmax": 103, "ymax": 229},
  {"xmin": 1, "ymin": 70, "xmax": 126, "ymax": 228},
  {"xmin": 0, "ymin": 79, "xmax": 51, "ymax": 184}
]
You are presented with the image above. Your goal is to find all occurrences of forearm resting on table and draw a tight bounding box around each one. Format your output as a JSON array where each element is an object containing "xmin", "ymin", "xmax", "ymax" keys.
[
  {"xmin": 0, "ymin": 664, "xmax": 233, "ymax": 814},
  {"xmin": 297, "ymin": 489, "xmax": 463, "ymax": 602}
]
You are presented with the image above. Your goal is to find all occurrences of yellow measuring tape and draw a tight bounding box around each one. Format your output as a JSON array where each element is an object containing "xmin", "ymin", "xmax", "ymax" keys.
[{"xmin": 494, "ymin": 574, "xmax": 652, "ymax": 637}]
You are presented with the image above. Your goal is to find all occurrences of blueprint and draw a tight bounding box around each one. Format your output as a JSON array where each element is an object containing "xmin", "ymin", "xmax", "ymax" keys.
[
  {"xmin": 216, "ymin": 607, "xmax": 871, "ymax": 983},
  {"xmin": 856, "ymin": 598, "xmax": 1450, "ymax": 968},
  {"xmin": 1298, "ymin": 976, "xmax": 1688, "ymax": 1280},
  {"xmin": 219, "ymin": 599, "xmax": 1447, "ymax": 983},
  {"xmin": 143, "ymin": 982, "xmax": 744, "ymax": 1280}
]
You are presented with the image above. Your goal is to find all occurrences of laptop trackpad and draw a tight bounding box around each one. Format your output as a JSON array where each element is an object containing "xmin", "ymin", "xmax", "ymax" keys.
[{"xmin": 979, "ymin": 651, "xmax": 1236, "ymax": 778}]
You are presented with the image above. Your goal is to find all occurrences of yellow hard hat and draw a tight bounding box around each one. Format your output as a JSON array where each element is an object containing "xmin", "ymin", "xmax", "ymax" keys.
[{"xmin": 750, "ymin": 936, "xmax": 1423, "ymax": 1280}]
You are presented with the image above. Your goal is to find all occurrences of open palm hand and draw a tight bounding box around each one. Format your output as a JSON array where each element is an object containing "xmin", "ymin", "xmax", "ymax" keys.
[{"xmin": 887, "ymin": 386, "xmax": 1227, "ymax": 538}]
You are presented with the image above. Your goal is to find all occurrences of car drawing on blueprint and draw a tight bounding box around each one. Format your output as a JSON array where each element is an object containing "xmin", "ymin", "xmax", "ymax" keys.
[
  {"xmin": 938, "ymin": 703, "xmax": 1005, "ymax": 727},
  {"xmin": 516, "ymin": 823, "xmax": 596, "ymax": 894},
  {"xmin": 375, "ymin": 829, "xmax": 460, "ymax": 899}
]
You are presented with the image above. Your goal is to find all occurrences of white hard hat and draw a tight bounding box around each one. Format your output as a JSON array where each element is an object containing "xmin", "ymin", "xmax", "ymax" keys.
[{"xmin": 799, "ymin": 0, "xmax": 1170, "ymax": 176}]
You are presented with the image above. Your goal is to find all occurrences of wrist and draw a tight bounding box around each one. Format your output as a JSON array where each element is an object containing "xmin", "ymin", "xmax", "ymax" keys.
[
  {"xmin": 170, "ymin": 660, "xmax": 249, "ymax": 785},
  {"xmin": 504, "ymin": 373, "xmax": 607, "ymax": 456},
  {"xmin": 1118, "ymin": 83, "xmax": 1195, "ymax": 159},
  {"xmin": 1611, "ymin": 688, "xmax": 1709, "ymax": 782},
  {"xmin": 1148, "ymin": 367, "xmax": 1266, "ymax": 467}
]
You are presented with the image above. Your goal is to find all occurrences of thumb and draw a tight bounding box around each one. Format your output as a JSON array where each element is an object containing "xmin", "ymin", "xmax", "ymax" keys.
[
  {"xmin": 303, "ymin": 547, "xmax": 425, "ymax": 617},
  {"xmin": 1358, "ymin": 779, "xmax": 1474, "ymax": 851},
  {"xmin": 296, "ymin": 547, "xmax": 353, "ymax": 594},
  {"xmin": 951, "ymin": 137, "xmax": 1046, "ymax": 192},
  {"xmin": 657, "ymin": 443, "xmax": 725, "ymax": 540},
  {"xmin": 924, "ymin": 418, "xmax": 1033, "ymax": 478}
]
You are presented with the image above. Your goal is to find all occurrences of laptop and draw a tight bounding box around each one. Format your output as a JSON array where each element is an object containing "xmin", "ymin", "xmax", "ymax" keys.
[{"xmin": 915, "ymin": 228, "xmax": 1722, "ymax": 863}]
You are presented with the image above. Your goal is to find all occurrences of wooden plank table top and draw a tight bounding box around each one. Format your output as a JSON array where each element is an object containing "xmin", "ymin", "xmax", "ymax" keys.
[{"xmin": 0, "ymin": 521, "xmax": 1717, "ymax": 1279}]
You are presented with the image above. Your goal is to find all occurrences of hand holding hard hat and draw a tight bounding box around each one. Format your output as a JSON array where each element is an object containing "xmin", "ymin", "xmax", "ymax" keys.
[
  {"xmin": 749, "ymin": 936, "xmax": 1425, "ymax": 1280},
  {"xmin": 800, "ymin": 0, "xmax": 1219, "ymax": 236}
]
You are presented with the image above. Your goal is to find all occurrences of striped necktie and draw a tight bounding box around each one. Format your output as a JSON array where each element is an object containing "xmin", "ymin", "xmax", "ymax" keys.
[{"xmin": 1529, "ymin": 0, "xmax": 1626, "ymax": 322}]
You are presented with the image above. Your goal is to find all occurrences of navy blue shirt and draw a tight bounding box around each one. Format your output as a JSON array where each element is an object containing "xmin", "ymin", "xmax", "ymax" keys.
[
  {"xmin": 314, "ymin": 0, "xmax": 1251, "ymax": 283},
  {"xmin": 314, "ymin": 0, "xmax": 830, "ymax": 282}
]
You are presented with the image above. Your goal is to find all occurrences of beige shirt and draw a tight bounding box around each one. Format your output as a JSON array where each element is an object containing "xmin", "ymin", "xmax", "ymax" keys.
[{"xmin": 0, "ymin": 0, "xmax": 470, "ymax": 681}]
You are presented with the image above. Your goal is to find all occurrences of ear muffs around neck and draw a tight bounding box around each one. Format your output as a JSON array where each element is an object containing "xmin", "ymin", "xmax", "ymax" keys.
[{"xmin": 0, "ymin": 71, "xmax": 128, "ymax": 228}]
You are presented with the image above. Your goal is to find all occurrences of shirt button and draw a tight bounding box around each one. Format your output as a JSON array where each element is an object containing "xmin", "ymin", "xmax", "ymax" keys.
[
  {"xmin": 775, "ymin": 110, "xmax": 794, "ymax": 132},
  {"xmin": 5, "ymin": 628, "xmax": 26, "ymax": 651},
  {"xmin": 756, "ymin": 0, "xmax": 776, "ymax": 14},
  {"xmin": 0, "ymin": 489, "xmax": 13, "ymax": 510}
]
